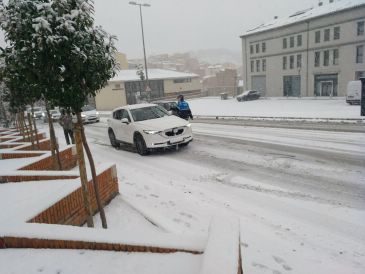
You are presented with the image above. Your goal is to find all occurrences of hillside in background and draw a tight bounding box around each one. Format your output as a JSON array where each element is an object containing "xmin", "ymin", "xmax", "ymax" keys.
[{"xmin": 189, "ymin": 48, "xmax": 241, "ymax": 65}]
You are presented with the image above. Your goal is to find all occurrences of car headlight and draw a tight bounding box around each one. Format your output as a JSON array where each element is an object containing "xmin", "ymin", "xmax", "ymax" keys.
[
  {"xmin": 81, "ymin": 114, "xmax": 86, "ymax": 118},
  {"xmin": 42, "ymin": 112, "xmax": 45, "ymax": 117},
  {"xmin": 96, "ymin": 111, "xmax": 99, "ymax": 116},
  {"xmin": 186, "ymin": 123, "xmax": 191, "ymax": 128},
  {"xmin": 143, "ymin": 130, "xmax": 161, "ymax": 135}
]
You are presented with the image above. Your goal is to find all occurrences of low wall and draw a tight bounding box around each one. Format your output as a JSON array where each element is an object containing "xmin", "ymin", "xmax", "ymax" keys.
[
  {"xmin": 14, "ymin": 132, "xmax": 45, "ymax": 143},
  {"xmin": 29, "ymin": 166, "xmax": 119, "ymax": 226},
  {"xmin": 0, "ymin": 152, "xmax": 44, "ymax": 159},
  {"xmin": 0, "ymin": 237, "xmax": 200, "ymax": 254},
  {"xmin": 19, "ymin": 139, "xmax": 51, "ymax": 151},
  {"xmin": 19, "ymin": 146, "xmax": 77, "ymax": 171},
  {"xmin": 0, "ymin": 174, "xmax": 79, "ymax": 183}
]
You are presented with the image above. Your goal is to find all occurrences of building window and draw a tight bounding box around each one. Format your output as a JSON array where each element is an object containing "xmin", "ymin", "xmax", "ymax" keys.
[
  {"xmin": 256, "ymin": 44, "xmax": 260, "ymax": 53},
  {"xmin": 333, "ymin": 49, "xmax": 339, "ymax": 65},
  {"xmin": 114, "ymin": 83, "xmax": 121, "ymax": 90},
  {"xmin": 290, "ymin": 36, "xmax": 294, "ymax": 48},
  {"xmin": 251, "ymin": 61, "xmax": 254, "ymax": 72},
  {"xmin": 315, "ymin": 31, "xmax": 320, "ymax": 43},
  {"xmin": 283, "ymin": 56, "xmax": 287, "ymax": 70},
  {"xmin": 290, "ymin": 55, "xmax": 294, "ymax": 69},
  {"xmin": 262, "ymin": 42, "xmax": 266, "ymax": 53},
  {"xmin": 283, "ymin": 38, "xmax": 287, "ymax": 49},
  {"xmin": 357, "ymin": 21, "xmax": 364, "ymax": 36},
  {"xmin": 297, "ymin": 35, "xmax": 302, "ymax": 47},
  {"xmin": 256, "ymin": 60, "xmax": 260, "ymax": 72},
  {"xmin": 262, "ymin": 59, "xmax": 266, "ymax": 72},
  {"xmin": 324, "ymin": 29, "xmax": 330, "ymax": 41},
  {"xmin": 323, "ymin": 50, "xmax": 329, "ymax": 66},
  {"xmin": 356, "ymin": 45, "xmax": 364, "ymax": 63},
  {"xmin": 250, "ymin": 45, "xmax": 254, "ymax": 54},
  {"xmin": 315, "ymin": 52, "xmax": 320, "ymax": 67},
  {"xmin": 297, "ymin": 54, "xmax": 302, "ymax": 68},
  {"xmin": 334, "ymin": 26, "xmax": 340, "ymax": 40},
  {"xmin": 173, "ymin": 78, "xmax": 191, "ymax": 83}
]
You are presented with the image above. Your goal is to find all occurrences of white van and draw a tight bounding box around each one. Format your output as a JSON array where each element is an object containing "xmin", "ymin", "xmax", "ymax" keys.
[{"xmin": 346, "ymin": 80, "xmax": 361, "ymax": 105}]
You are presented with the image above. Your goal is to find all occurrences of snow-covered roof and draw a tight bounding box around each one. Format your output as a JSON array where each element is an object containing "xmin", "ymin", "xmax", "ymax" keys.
[
  {"xmin": 110, "ymin": 69, "xmax": 199, "ymax": 82},
  {"xmin": 241, "ymin": 0, "xmax": 365, "ymax": 37}
]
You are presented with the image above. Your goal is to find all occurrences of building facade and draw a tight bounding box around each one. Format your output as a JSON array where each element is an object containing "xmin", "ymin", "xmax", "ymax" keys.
[
  {"xmin": 241, "ymin": 0, "xmax": 365, "ymax": 97},
  {"xmin": 95, "ymin": 69, "xmax": 201, "ymax": 110},
  {"xmin": 202, "ymin": 69, "xmax": 238, "ymax": 97}
]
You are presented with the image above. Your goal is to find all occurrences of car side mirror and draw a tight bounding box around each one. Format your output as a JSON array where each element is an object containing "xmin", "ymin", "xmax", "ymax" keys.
[{"xmin": 121, "ymin": 118, "xmax": 129, "ymax": 124}]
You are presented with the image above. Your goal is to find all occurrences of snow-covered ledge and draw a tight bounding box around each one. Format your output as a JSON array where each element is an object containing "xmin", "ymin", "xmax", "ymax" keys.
[{"xmin": 199, "ymin": 216, "xmax": 242, "ymax": 274}]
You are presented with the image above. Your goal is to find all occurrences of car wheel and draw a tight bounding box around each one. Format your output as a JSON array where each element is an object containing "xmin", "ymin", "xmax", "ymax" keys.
[
  {"xmin": 134, "ymin": 134, "xmax": 149, "ymax": 156},
  {"xmin": 108, "ymin": 129, "xmax": 118, "ymax": 148},
  {"xmin": 237, "ymin": 97, "xmax": 242, "ymax": 102}
]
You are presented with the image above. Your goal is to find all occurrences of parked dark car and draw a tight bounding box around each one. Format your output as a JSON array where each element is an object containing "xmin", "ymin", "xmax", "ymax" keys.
[
  {"xmin": 236, "ymin": 90, "xmax": 261, "ymax": 102},
  {"xmin": 153, "ymin": 101, "xmax": 179, "ymax": 116}
]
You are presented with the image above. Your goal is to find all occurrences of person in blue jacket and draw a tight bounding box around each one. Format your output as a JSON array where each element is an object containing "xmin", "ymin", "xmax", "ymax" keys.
[{"xmin": 177, "ymin": 95, "xmax": 193, "ymax": 120}]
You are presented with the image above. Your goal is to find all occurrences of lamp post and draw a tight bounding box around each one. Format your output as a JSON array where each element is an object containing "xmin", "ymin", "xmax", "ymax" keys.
[{"xmin": 129, "ymin": 1, "xmax": 151, "ymax": 101}]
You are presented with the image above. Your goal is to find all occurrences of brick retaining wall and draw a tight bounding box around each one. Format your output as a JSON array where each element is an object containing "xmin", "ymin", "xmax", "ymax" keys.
[
  {"xmin": 0, "ymin": 152, "xmax": 44, "ymax": 159},
  {"xmin": 0, "ymin": 175, "xmax": 79, "ymax": 183},
  {"xmin": 29, "ymin": 166, "xmax": 119, "ymax": 226},
  {"xmin": 0, "ymin": 236, "xmax": 201, "ymax": 254},
  {"xmin": 19, "ymin": 147, "xmax": 77, "ymax": 171}
]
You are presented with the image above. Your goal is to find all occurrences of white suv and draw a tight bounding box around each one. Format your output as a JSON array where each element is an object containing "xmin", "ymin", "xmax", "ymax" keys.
[{"xmin": 107, "ymin": 104, "xmax": 193, "ymax": 155}]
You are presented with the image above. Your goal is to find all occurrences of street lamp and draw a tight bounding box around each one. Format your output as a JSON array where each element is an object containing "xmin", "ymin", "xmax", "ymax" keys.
[{"xmin": 129, "ymin": 1, "xmax": 151, "ymax": 101}]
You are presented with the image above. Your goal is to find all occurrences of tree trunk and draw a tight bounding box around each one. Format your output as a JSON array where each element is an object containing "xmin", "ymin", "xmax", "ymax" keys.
[
  {"xmin": 75, "ymin": 112, "xmax": 94, "ymax": 228},
  {"xmin": 18, "ymin": 113, "xmax": 25, "ymax": 140},
  {"xmin": 27, "ymin": 113, "xmax": 35, "ymax": 150},
  {"xmin": 31, "ymin": 105, "xmax": 40, "ymax": 149},
  {"xmin": 46, "ymin": 105, "xmax": 62, "ymax": 170},
  {"xmin": 81, "ymin": 124, "xmax": 108, "ymax": 229},
  {"xmin": 22, "ymin": 112, "xmax": 31, "ymax": 143}
]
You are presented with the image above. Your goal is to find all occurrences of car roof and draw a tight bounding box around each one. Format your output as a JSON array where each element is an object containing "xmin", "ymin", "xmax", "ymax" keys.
[
  {"xmin": 153, "ymin": 101, "xmax": 176, "ymax": 104},
  {"xmin": 112, "ymin": 103, "xmax": 157, "ymax": 112}
]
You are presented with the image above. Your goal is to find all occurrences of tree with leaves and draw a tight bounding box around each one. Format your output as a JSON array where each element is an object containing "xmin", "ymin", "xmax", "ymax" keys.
[{"xmin": 0, "ymin": 0, "xmax": 118, "ymax": 228}]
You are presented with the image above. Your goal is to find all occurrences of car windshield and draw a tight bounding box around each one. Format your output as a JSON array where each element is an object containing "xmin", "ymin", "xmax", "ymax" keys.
[
  {"xmin": 130, "ymin": 106, "xmax": 169, "ymax": 122},
  {"xmin": 50, "ymin": 110, "xmax": 58, "ymax": 114},
  {"xmin": 33, "ymin": 107, "xmax": 42, "ymax": 112},
  {"xmin": 81, "ymin": 105, "xmax": 95, "ymax": 112}
]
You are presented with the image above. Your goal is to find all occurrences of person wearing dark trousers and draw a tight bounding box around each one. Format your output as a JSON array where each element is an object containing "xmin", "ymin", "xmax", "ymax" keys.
[
  {"xmin": 177, "ymin": 95, "xmax": 193, "ymax": 120},
  {"xmin": 60, "ymin": 109, "xmax": 75, "ymax": 145}
]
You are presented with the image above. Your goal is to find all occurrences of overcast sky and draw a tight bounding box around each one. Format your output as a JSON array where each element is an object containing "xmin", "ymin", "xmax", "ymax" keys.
[
  {"xmin": 94, "ymin": 0, "xmax": 317, "ymax": 58},
  {"xmin": 0, "ymin": 0, "xmax": 319, "ymax": 58}
]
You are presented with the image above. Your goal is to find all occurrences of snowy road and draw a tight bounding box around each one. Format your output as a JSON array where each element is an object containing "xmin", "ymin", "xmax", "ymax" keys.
[{"xmin": 77, "ymin": 121, "xmax": 365, "ymax": 274}]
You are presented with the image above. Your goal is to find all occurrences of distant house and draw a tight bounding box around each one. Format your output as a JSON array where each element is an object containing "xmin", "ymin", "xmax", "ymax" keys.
[
  {"xmin": 240, "ymin": 0, "xmax": 365, "ymax": 97},
  {"xmin": 202, "ymin": 69, "xmax": 238, "ymax": 97},
  {"xmin": 95, "ymin": 69, "xmax": 201, "ymax": 110}
]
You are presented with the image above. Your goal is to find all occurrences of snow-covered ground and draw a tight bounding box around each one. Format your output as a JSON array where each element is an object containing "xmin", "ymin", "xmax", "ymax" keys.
[
  {"xmin": 2, "ymin": 120, "xmax": 364, "ymax": 274},
  {"xmin": 188, "ymin": 97, "xmax": 362, "ymax": 119},
  {"xmin": 79, "ymin": 121, "xmax": 364, "ymax": 274}
]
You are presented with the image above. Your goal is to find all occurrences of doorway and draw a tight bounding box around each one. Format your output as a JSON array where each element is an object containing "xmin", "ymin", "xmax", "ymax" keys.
[
  {"xmin": 314, "ymin": 74, "xmax": 338, "ymax": 96},
  {"xmin": 320, "ymin": 81, "xmax": 333, "ymax": 96}
]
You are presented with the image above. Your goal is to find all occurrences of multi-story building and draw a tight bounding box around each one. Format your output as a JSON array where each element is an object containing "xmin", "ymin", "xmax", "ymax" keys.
[{"xmin": 240, "ymin": 0, "xmax": 365, "ymax": 97}]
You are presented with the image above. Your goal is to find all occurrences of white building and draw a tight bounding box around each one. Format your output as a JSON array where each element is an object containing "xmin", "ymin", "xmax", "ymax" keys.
[
  {"xmin": 95, "ymin": 69, "xmax": 201, "ymax": 110},
  {"xmin": 240, "ymin": 0, "xmax": 365, "ymax": 97}
]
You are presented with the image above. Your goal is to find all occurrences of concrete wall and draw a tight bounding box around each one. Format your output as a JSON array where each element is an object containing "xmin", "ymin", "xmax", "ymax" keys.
[
  {"xmin": 95, "ymin": 82, "xmax": 127, "ymax": 111},
  {"xmin": 242, "ymin": 6, "xmax": 365, "ymax": 97},
  {"xmin": 164, "ymin": 77, "xmax": 201, "ymax": 94}
]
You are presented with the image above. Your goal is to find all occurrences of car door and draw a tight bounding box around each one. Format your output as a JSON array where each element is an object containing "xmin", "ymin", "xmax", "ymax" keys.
[
  {"xmin": 119, "ymin": 109, "xmax": 133, "ymax": 143},
  {"xmin": 110, "ymin": 109, "xmax": 122, "ymax": 140}
]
